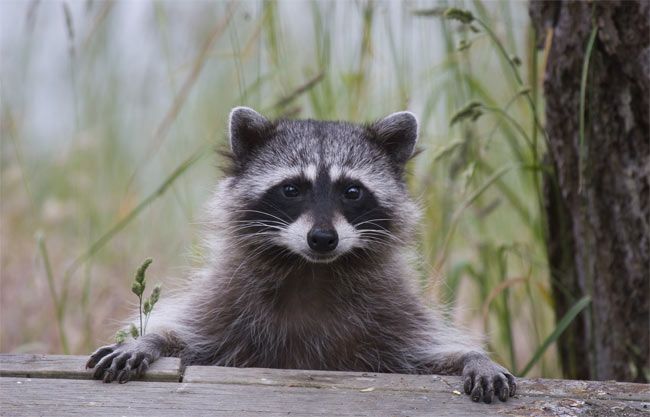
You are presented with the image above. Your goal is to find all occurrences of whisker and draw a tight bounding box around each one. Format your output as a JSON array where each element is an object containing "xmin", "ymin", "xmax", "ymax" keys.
[
  {"xmin": 229, "ymin": 209, "xmax": 292, "ymax": 225},
  {"xmin": 349, "ymin": 207, "xmax": 387, "ymax": 224}
]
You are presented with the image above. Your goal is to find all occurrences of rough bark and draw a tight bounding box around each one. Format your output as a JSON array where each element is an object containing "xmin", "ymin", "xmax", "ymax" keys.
[{"xmin": 530, "ymin": 0, "xmax": 649, "ymax": 382}]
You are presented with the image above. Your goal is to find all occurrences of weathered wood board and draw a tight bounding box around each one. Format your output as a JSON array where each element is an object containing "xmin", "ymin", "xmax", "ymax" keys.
[
  {"xmin": 0, "ymin": 354, "xmax": 181, "ymax": 382},
  {"xmin": 0, "ymin": 354, "xmax": 648, "ymax": 417},
  {"xmin": 185, "ymin": 365, "xmax": 650, "ymax": 403}
]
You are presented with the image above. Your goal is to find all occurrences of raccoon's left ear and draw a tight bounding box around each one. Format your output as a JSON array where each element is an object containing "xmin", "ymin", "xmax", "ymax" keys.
[
  {"xmin": 228, "ymin": 106, "xmax": 272, "ymax": 159},
  {"xmin": 369, "ymin": 111, "xmax": 418, "ymax": 167}
]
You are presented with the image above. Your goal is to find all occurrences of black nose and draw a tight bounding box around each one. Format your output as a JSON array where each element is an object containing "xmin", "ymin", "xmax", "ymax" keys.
[{"xmin": 307, "ymin": 228, "xmax": 338, "ymax": 253}]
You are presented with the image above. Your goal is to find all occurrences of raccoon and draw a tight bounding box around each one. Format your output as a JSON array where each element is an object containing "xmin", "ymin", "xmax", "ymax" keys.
[{"xmin": 87, "ymin": 107, "xmax": 516, "ymax": 403}]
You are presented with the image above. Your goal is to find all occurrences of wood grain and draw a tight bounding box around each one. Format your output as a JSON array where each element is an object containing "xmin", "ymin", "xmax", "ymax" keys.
[
  {"xmin": 1, "ymin": 355, "xmax": 648, "ymax": 416},
  {"xmin": 2, "ymin": 376, "xmax": 648, "ymax": 417},
  {"xmin": 0, "ymin": 354, "xmax": 181, "ymax": 382},
  {"xmin": 184, "ymin": 365, "xmax": 650, "ymax": 402}
]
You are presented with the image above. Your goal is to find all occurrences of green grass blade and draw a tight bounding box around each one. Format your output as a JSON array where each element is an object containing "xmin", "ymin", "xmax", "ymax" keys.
[
  {"xmin": 268, "ymin": 72, "xmax": 325, "ymax": 112},
  {"xmin": 518, "ymin": 295, "xmax": 592, "ymax": 377},
  {"xmin": 578, "ymin": 25, "xmax": 599, "ymax": 194},
  {"xmin": 36, "ymin": 232, "xmax": 70, "ymax": 354}
]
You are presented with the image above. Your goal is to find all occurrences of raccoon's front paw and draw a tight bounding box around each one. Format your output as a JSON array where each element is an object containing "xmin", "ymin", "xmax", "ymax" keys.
[
  {"xmin": 86, "ymin": 341, "xmax": 157, "ymax": 383},
  {"xmin": 461, "ymin": 355, "xmax": 516, "ymax": 404}
]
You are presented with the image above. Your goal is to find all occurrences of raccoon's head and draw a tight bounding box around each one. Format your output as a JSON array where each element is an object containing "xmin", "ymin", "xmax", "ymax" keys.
[{"xmin": 219, "ymin": 106, "xmax": 419, "ymax": 264}]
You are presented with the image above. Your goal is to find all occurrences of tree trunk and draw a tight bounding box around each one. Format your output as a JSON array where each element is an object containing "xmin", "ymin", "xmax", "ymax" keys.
[{"xmin": 530, "ymin": 0, "xmax": 649, "ymax": 382}]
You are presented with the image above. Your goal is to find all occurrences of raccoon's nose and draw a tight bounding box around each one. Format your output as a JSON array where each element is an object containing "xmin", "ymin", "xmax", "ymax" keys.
[{"xmin": 307, "ymin": 228, "xmax": 339, "ymax": 253}]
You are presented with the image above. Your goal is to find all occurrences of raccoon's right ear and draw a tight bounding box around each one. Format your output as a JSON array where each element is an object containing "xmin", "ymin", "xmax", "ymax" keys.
[{"xmin": 228, "ymin": 107, "xmax": 272, "ymax": 159}]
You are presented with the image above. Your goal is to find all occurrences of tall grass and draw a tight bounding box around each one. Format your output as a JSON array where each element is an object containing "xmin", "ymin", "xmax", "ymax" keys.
[{"xmin": 1, "ymin": 0, "xmax": 571, "ymax": 377}]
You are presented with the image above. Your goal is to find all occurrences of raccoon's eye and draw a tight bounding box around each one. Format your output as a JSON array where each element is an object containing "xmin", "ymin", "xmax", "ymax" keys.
[
  {"xmin": 282, "ymin": 184, "xmax": 300, "ymax": 198},
  {"xmin": 343, "ymin": 185, "xmax": 362, "ymax": 200}
]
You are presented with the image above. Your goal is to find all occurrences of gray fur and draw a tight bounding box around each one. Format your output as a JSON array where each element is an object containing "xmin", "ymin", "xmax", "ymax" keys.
[{"xmin": 87, "ymin": 108, "xmax": 516, "ymax": 403}]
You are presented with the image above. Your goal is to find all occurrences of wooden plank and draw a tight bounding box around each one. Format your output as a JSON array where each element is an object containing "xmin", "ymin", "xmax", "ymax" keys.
[
  {"xmin": 520, "ymin": 377, "xmax": 650, "ymax": 403},
  {"xmin": 1, "ymin": 377, "xmax": 648, "ymax": 417},
  {"xmin": 184, "ymin": 365, "xmax": 650, "ymax": 403},
  {"xmin": 0, "ymin": 354, "xmax": 181, "ymax": 382}
]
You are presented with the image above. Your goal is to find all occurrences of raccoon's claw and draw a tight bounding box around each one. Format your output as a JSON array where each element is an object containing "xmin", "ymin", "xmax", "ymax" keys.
[
  {"xmin": 87, "ymin": 342, "xmax": 154, "ymax": 383},
  {"xmin": 86, "ymin": 345, "xmax": 115, "ymax": 369},
  {"xmin": 461, "ymin": 356, "xmax": 516, "ymax": 404}
]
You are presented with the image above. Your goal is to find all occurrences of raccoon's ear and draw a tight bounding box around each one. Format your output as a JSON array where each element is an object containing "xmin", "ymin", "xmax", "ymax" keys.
[
  {"xmin": 228, "ymin": 106, "xmax": 271, "ymax": 159},
  {"xmin": 369, "ymin": 111, "xmax": 418, "ymax": 167}
]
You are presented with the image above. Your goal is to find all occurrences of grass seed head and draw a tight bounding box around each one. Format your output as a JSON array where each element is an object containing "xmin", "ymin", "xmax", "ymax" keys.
[
  {"xmin": 444, "ymin": 8, "xmax": 474, "ymax": 24},
  {"xmin": 143, "ymin": 299, "xmax": 152, "ymax": 315},
  {"xmin": 450, "ymin": 101, "xmax": 483, "ymax": 126},
  {"xmin": 115, "ymin": 329, "xmax": 127, "ymax": 344},
  {"xmin": 129, "ymin": 323, "xmax": 139, "ymax": 339},
  {"xmin": 131, "ymin": 281, "xmax": 143, "ymax": 297},
  {"xmin": 135, "ymin": 258, "xmax": 153, "ymax": 285},
  {"xmin": 150, "ymin": 284, "xmax": 161, "ymax": 306}
]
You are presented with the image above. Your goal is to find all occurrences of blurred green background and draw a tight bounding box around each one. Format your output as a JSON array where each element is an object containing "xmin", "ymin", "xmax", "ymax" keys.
[{"xmin": 1, "ymin": 0, "xmax": 557, "ymax": 377}]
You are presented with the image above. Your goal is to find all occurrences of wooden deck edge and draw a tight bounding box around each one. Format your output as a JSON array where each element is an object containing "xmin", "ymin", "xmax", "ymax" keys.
[
  {"xmin": 1, "ymin": 376, "xmax": 649, "ymax": 417},
  {"xmin": 182, "ymin": 365, "xmax": 650, "ymax": 403},
  {"xmin": 0, "ymin": 354, "xmax": 182, "ymax": 382},
  {"xmin": 1, "ymin": 354, "xmax": 648, "ymax": 404}
]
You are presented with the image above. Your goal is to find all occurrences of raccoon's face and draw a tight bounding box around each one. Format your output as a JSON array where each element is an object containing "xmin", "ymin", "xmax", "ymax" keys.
[{"xmin": 221, "ymin": 107, "xmax": 419, "ymax": 264}]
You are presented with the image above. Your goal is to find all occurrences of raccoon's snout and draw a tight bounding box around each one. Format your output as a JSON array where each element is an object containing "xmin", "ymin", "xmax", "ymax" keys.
[{"xmin": 307, "ymin": 228, "xmax": 338, "ymax": 253}]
